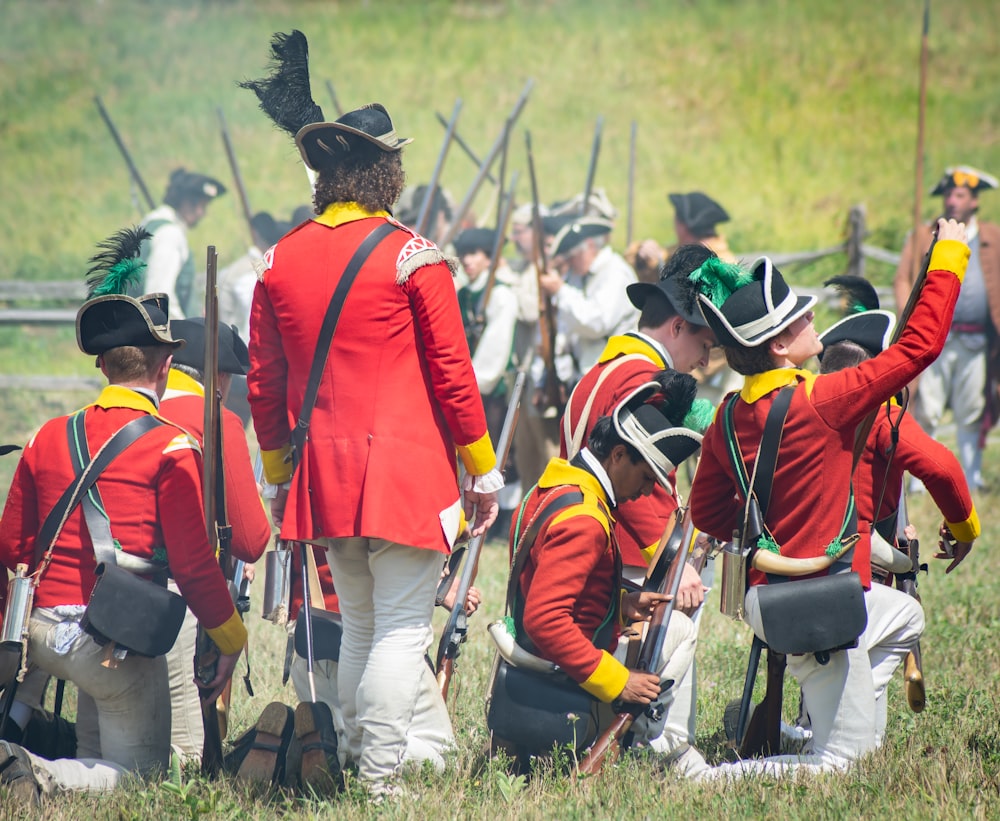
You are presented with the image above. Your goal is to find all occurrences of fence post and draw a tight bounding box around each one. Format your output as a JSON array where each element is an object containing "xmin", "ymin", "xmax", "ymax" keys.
[{"xmin": 846, "ymin": 204, "xmax": 866, "ymax": 278}]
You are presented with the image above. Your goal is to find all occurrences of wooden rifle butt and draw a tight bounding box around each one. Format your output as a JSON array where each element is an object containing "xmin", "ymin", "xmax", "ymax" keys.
[
  {"xmin": 437, "ymin": 658, "xmax": 454, "ymax": 700},
  {"xmin": 576, "ymin": 713, "xmax": 631, "ymax": 776},
  {"xmin": 904, "ymin": 648, "xmax": 925, "ymax": 713},
  {"xmin": 738, "ymin": 649, "xmax": 785, "ymax": 759}
]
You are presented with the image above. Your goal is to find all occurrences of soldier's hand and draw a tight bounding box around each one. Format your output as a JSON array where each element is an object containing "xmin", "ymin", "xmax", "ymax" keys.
[
  {"xmin": 199, "ymin": 648, "xmax": 242, "ymax": 704},
  {"xmin": 675, "ymin": 562, "xmax": 707, "ymax": 616},
  {"xmin": 619, "ymin": 670, "xmax": 660, "ymax": 705},
  {"xmin": 464, "ymin": 488, "xmax": 498, "ymax": 537},
  {"xmin": 936, "ymin": 523, "xmax": 973, "ymax": 573},
  {"xmin": 538, "ymin": 269, "xmax": 564, "ymax": 296},
  {"xmin": 936, "ymin": 217, "xmax": 968, "ymax": 244},
  {"xmin": 622, "ymin": 591, "xmax": 670, "ymax": 622}
]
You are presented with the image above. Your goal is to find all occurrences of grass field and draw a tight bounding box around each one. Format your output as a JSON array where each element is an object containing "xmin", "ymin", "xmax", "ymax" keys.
[{"xmin": 3, "ymin": 0, "xmax": 1000, "ymax": 817}]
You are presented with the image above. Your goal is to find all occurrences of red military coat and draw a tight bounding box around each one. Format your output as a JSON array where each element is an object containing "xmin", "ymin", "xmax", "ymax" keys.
[
  {"xmin": 559, "ymin": 333, "xmax": 679, "ymax": 567},
  {"xmin": 858, "ymin": 401, "xmax": 979, "ymax": 542},
  {"xmin": 249, "ymin": 204, "xmax": 495, "ymax": 554},
  {"xmin": 514, "ymin": 458, "xmax": 628, "ymax": 703},
  {"xmin": 691, "ymin": 240, "xmax": 969, "ymax": 589},
  {"xmin": 161, "ymin": 369, "xmax": 270, "ymax": 564},
  {"xmin": 0, "ymin": 385, "xmax": 246, "ymax": 654}
]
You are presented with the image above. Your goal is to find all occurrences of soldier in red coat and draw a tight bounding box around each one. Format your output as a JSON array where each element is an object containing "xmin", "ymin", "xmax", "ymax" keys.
[
  {"xmin": 687, "ymin": 220, "xmax": 968, "ymax": 776},
  {"xmin": 0, "ymin": 230, "xmax": 245, "ymax": 801},
  {"xmin": 160, "ymin": 318, "xmax": 270, "ymax": 763},
  {"xmin": 242, "ymin": 32, "xmax": 499, "ymax": 797}
]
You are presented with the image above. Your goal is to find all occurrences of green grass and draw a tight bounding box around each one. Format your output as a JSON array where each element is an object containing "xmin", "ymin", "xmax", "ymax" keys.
[{"xmin": 3, "ymin": 1, "xmax": 1000, "ymax": 817}]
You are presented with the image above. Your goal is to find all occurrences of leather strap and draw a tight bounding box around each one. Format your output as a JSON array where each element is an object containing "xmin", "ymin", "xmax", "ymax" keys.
[
  {"xmin": 562, "ymin": 354, "xmax": 648, "ymax": 459},
  {"xmin": 33, "ymin": 414, "xmax": 163, "ymax": 573},
  {"xmin": 290, "ymin": 221, "xmax": 397, "ymax": 470}
]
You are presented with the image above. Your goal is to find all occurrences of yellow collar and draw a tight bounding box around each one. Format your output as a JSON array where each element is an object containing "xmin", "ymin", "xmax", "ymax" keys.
[
  {"xmin": 740, "ymin": 368, "xmax": 816, "ymax": 403},
  {"xmin": 598, "ymin": 334, "xmax": 668, "ymax": 368},
  {"xmin": 538, "ymin": 458, "xmax": 610, "ymax": 506},
  {"xmin": 314, "ymin": 202, "xmax": 390, "ymax": 229},
  {"xmin": 88, "ymin": 384, "xmax": 159, "ymax": 414},
  {"xmin": 166, "ymin": 369, "xmax": 205, "ymax": 397}
]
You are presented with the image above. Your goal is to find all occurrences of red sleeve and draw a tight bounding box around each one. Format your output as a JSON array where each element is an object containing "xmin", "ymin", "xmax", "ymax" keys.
[
  {"xmin": 404, "ymin": 262, "xmax": 495, "ymax": 473},
  {"xmin": 221, "ymin": 408, "xmax": 270, "ymax": 563},
  {"xmin": 895, "ymin": 413, "xmax": 975, "ymax": 529},
  {"xmin": 157, "ymin": 445, "xmax": 239, "ymax": 633},
  {"xmin": 689, "ymin": 420, "xmax": 743, "ymax": 542},
  {"xmin": 247, "ymin": 278, "xmax": 290, "ymax": 453},
  {"xmin": 521, "ymin": 513, "xmax": 614, "ymax": 685}
]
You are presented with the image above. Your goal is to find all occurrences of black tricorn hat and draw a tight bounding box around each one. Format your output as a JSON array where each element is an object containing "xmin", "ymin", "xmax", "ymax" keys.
[
  {"xmin": 296, "ymin": 103, "xmax": 412, "ymax": 172},
  {"xmin": 169, "ymin": 318, "xmax": 249, "ymax": 376},
  {"xmin": 164, "ymin": 169, "xmax": 227, "ymax": 206},
  {"xmin": 612, "ymin": 382, "xmax": 703, "ymax": 489},
  {"xmin": 551, "ymin": 217, "xmax": 614, "ymax": 258},
  {"xmin": 817, "ymin": 275, "xmax": 895, "ymax": 360},
  {"xmin": 77, "ymin": 293, "xmax": 182, "ymax": 356},
  {"xmin": 669, "ymin": 191, "xmax": 729, "ymax": 237},
  {"xmin": 454, "ymin": 227, "xmax": 501, "ymax": 257},
  {"xmin": 627, "ymin": 275, "xmax": 709, "ymax": 327},
  {"xmin": 693, "ymin": 257, "xmax": 816, "ymax": 348},
  {"xmin": 930, "ymin": 165, "xmax": 998, "ymax": 196}
]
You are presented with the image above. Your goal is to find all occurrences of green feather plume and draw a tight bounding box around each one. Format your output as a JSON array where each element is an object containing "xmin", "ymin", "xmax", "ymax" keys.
[
  {"xmin": 688, "ymin": 257, "xmax": 754, "ymax": 309},
  {"xmin": 682, "ymin": 397, "xmax": 715, "ymax": 434},
  {"xmin": 85, "ymin": 226, "xmax": 151, "ymax": 297}
]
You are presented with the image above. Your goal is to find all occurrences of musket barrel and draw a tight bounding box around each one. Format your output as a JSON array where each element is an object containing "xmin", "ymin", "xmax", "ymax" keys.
[{"xmin": 94, "ymin": 95, "xmax": 155, "ymax": 211}]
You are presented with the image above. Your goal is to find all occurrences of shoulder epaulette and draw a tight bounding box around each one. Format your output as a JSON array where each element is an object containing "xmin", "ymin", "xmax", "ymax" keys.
[
  {"xmin": 162, "ymin": 431, "xmax": 201, "ymax": 455},
  {"xmin": 390, "ymin": 218, "xmax": 458, "ymax": 284}
]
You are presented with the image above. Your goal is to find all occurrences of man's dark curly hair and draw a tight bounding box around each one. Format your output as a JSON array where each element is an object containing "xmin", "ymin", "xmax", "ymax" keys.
[{"xmin": 313, "ymin": 144, "xmax": 406, "ymax": 214}]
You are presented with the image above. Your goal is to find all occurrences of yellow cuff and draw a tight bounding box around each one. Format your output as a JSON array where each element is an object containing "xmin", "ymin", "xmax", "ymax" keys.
[
  {"xmin": 929, "ymin": 239, "xmax": 971, "ymax": 283},
  {"xmin": 206, "ymin": 610, "xmax": 248, "ymax": 656},
  {"xmin": 947, "ymin": 505, "xmax": 980, "ymax": 543},
  {"xmin": 261, "ymin": 445, "xmax": 293, "ymax": 485},
  {"xmin": 579, "ymin": 650, "xmax": 630, "ymax": 703},
  {"xmin": 457, "ymin": 431, "xmax": 497, "ymax": 476},
  {"xmin": 640, "ymin": 541, "xmax": 658, "ymax": 565}
]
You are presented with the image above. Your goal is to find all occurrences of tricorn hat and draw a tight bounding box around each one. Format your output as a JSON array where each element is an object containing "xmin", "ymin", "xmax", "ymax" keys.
[
  {"xmin": 551, "ymin": 217, "xmax": 614, "ymax": 258},
  {"xmin": 688, "ymin": 256, "xmax": 816, "ymax": 348},
  {"xmin": 669, "ymin": 191, "xmax": 730, "ymax": 237},
  {"xmin": 818, "ymin": 275, "xmax": 895, "ymax": 360},
  {"xmin": 627, "ymin": 275, "xmax": 709, "ymax": 327},
  {"xmin": 612, "ymin": 382, "xmax": 703, "ymax": 489},
  {"xmin": 930, "ymin": 165, "xmax": 998, "ymax": 196},
  {"xmin": 164, "ymin": 169, "xmax": 226, "ymax": 207},
  {"xmin": 296, "ymin": 103, "xmax": 412, "ymax": 172},
  {"xmin": 169, "ymin": 318, "xmax": 249, "ymax": 376},
  {"xmin": 77, "ymin": 294, "xmax": 181, "ymax": 355},
  {"xmin": 454, "ymin": 227, "xmax": 501, "ymax": 257}
]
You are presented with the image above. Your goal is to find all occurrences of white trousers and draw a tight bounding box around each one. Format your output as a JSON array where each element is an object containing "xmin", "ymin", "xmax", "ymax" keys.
[
  {"xmin": 324, "ymin": 538, "xmax": 454, "ymax": 790},
  {"xmin": 706, "ymin": 581, "xmax": 923, "ymax": 779},
  {"xmin": 913, "ymin": 332, "xmax": 987, "ymax": 489},
  {"xmin": 24, "ymin": 607, "xmax": 169, "ymax": 793}
]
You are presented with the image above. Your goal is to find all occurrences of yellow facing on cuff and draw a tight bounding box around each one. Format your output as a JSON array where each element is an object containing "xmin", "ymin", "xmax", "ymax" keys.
[
  {"xmin": 206, "ymin": 610, "xmax": 248, "ymax": 656},
  {"xmin": 579, "ymin": 650, "xmax": 630, "ymax": 703},
  {"xmin": 929, "ymin": 239, "xmax": 971, "ymax": 283},
  {"xmin": 261, "ymin": 445, "xmax": 293, "ymax": 485},
  {"xmin": 457, "ymin": 431, "xmax": 497, "ymax": 476},
  {"xmin": 947, "ymin": 505, "xmax": 981, "ymax": 543}
]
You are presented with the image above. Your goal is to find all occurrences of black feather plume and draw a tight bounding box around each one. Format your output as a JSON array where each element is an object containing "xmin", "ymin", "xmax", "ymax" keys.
[
  {"xmin": 84, "ymin": 226, "xmax": 152, "ymax": 297},
  {"xmin": 649, "ymin": 369, "xmax": 698, "ymax": 427},
  {"xmin": 823, "ymin": 275, "xmax": 880, "ymax": 314},
  {"xmin": 239, "ymin": 30, "xmax": 325, "ymax": 137}
]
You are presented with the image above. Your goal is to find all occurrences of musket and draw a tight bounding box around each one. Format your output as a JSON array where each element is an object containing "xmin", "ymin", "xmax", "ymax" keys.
[
  {"xmin": 324, "ymin": 79, "xmax": 345, "ymax": 118},
  {"xmin": 580, "ymin": 115, "xmax": 604, "ymax": 216},
  {"xmin": 525, "ymin": 130, "xmax": 563, "ymax": 416},
  {"xmin": 217, "ymin": 106, "xmax": 255, "ymax": 248},
  {"xmin": 194, "ymin": 246, "xmax": 237, "ymax": 776},
  {"xmin": 909, "ymin": 0, "xmax": 931, "ymax": 282},
  {"xmin": 577, "ymin": 507, "xmax": 695, "ymax": 775},
  {"xmin": 416, "ymin": 98, "xmax": 462, "ymax": 238},
  {"xmin": 470, "ymin": 174, "xmax": 520, "ymax": 354},
  {"xmin": 895, "ymin": 488, "xmax": 925, "ymax": 712},
  {"xmin": 436, "ymin": 370, "xmax": 526, "ymax": 702},
  {"xmin": 440, "ymin": 78, "xmax": 533, "ymax": 249},
  {"xmin": 434, "ymin": 111, "xmax": 498, "ymax": 185},
  {"xmin": 94, "ymin": 95, "xmax": 155, "ymax": 213},
  {"xmin": 626, "ymin": 121, "xmax": 637, "ymax": 247},
  {"xmin": 735, "ymin": 638, "xmax": 786, "ymax": 758}
]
